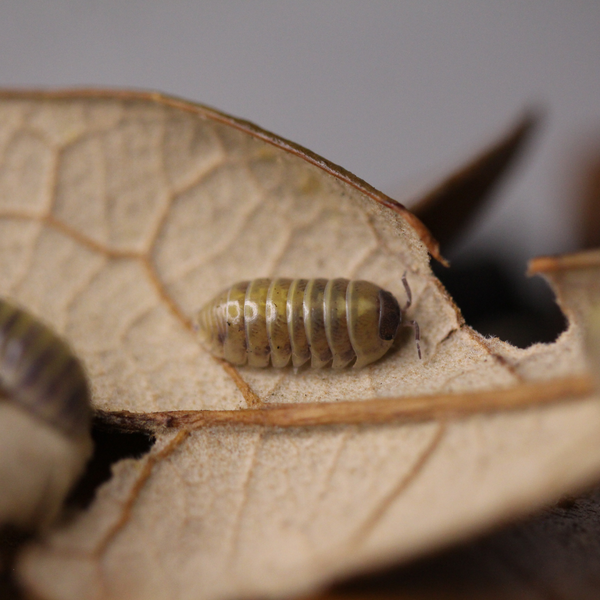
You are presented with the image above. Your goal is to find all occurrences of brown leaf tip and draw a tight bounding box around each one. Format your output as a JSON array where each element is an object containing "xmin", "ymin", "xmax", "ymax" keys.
[{"xmin": 528, "ymin": 249, "xmax": 600, "ymax": 275}]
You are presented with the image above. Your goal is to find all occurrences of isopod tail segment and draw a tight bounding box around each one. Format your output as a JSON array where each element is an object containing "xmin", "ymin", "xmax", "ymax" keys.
[{"xmin": 401, "ymin": 271, "xmax": 421, "ymax": 360}]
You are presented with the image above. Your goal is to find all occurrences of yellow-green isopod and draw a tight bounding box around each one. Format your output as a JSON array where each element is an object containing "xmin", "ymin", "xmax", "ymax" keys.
[{"xmin": 195, "ymin": 276, "xmax": 420, "ymax": 369}]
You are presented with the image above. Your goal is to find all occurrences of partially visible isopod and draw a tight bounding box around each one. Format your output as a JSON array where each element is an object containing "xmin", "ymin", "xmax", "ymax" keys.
[
  {"xmin": 195, "ymin": 275, "xmax": 420, "ymax": 369},
  {"xmin": 0, "ymin": 299, "xmax": 91, "ymax": 437},
  {"xmin": 0, "ymin": 299, "xmax": 92, "ymax": 532}
]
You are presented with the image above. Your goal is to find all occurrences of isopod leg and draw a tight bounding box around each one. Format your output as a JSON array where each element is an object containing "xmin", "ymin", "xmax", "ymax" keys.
[
  {"xmin": 401, "ymin": 271, "xmax": 412, "ymax": 311},
  {"xmin": 409, "ymin": 319, "xmax": 421, "ymax": 359},
  {"xmin": 400, "ymin": 273, "xmax": 421, "ymax": 359}
]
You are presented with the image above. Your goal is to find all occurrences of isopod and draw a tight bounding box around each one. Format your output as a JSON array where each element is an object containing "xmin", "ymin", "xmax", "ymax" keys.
[
  {"xmin": 0, "ymin": 299, "xmax": 91, "ymax": 438},
  {"xmin": 0, "ymin": 299, "xmax": 92, "ymax": 532},
  {"xmin": 195, "ymin": 275, "xmax": 420, "ymax": 369}
]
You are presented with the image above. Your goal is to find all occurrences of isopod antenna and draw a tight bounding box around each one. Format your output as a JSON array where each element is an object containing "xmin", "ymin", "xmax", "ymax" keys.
[{"xmin": 401, "ymin": 272, "xmax": 421, "ymax": 360}]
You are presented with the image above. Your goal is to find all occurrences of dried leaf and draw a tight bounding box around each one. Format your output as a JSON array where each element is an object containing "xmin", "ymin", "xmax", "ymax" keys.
[
  {"xmin": 0, "ymin": 91, "xmax": 596, "ymax": 600},
  {"xmin": 412, "ymin": 111, "xmax": 538, "ymax": 250},
  {"xmin": 580, "ymin": 146, "xmax": 600, "ymax": 249},
  {"xmin": 318, "ymin": 485, "xmax": 600, "ymax": 600}
]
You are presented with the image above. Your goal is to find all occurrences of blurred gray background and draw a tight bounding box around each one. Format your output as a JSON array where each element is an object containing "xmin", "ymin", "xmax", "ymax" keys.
[{"xmin": 1, "ymin": 1, "xmax": 599, "ymax": 282}]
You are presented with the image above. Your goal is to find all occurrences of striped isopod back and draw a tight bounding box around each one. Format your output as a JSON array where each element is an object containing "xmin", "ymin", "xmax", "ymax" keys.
[
  {"xmin": 195, "ymin": 278, "xmax": 417, "ymax": 369},
  {"xmin": 0, "ymin": 299, "xmax": 91, "ymax": 438}
]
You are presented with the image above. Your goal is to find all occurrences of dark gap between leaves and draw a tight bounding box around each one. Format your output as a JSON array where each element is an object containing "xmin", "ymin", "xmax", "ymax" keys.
[
  {"xmin": 432, "ymin": 255, "xmax": 567, "ymax": 348},
  {"xmin": 0, "ymin": 527, "xmax": 31, "ymax": 600},
  {"xmin": 66, "ymin": 421, "xmax": 155, "ymax": 510}
]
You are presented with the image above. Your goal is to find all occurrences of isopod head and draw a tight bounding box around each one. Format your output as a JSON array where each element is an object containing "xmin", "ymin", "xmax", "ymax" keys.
[{"xmin": 346, "ymin": 280, "xmax": 401, "ymax": 368}]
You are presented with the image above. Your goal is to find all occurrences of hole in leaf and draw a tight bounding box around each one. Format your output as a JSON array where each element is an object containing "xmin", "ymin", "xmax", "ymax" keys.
[
  {"xmin": 432, "ymin": 254, "xmax": 567, "ymax": 348},
  {"xmin": 66, "ymin": 421, "xmax": 155, "ymax": 510}
]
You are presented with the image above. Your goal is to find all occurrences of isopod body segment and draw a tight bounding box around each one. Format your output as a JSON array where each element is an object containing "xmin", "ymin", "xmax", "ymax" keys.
[
  {"xmin": 0, "ymin": 299, "xmax": 91, "ymax": 438},
  {"xmin": 195, "ymin": 278, "xmax": 418, "ymax": 369}
]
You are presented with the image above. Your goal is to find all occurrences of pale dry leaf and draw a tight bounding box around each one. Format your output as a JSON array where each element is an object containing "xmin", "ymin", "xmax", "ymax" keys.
[
  {"xmin": 317, "ymin": 484, "xmax": 600, "ymax": 600},
  {"xmin": 0, "ymin": 403, "xmax": 89, "ymax": 532},
  {"xmin": 0, "ymin": 90, "xmax": 595, "ymax": 600}
]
